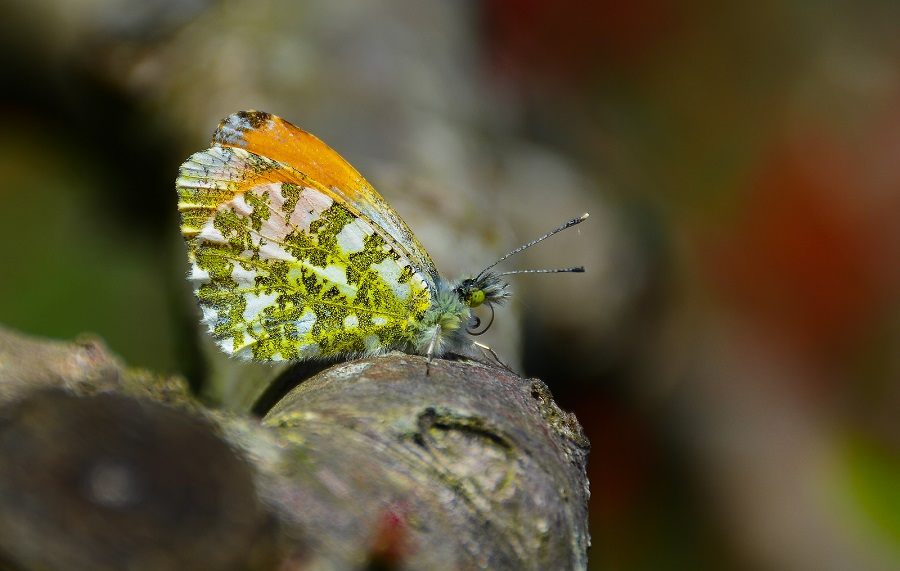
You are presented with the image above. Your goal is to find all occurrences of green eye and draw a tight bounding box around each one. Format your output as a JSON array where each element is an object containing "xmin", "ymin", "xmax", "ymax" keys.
[{"xmin": 467, "ymin": 289, "xmax": 486, "ymax": 307}]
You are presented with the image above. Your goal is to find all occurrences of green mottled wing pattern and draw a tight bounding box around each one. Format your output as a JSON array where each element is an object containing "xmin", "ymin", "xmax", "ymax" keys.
[{"xmin": 177, "ymin": 146, "xmax": 433, "ymax": 361}]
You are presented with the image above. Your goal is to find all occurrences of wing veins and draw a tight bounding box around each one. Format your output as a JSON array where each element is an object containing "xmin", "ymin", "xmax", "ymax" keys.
[
  {"xmin": 196, "ymin": 205, "xmax": 408, "ymax": 316},
  {"xmin": 195, "ymin": 250, "xmax": 410, "ymax": 321}
]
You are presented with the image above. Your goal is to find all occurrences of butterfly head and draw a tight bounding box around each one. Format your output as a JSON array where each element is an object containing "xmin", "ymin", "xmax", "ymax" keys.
[
  {"xmin": 438, "ymin": 213, "xmax": 589, "ymax": 344},
  {"xmin": 456, "ymin": 272, "xmax": 510, "ymax": 309}
]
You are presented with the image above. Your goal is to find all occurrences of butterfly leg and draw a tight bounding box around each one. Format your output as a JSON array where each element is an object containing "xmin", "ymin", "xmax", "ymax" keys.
[
  {"xmin": 423, "ymin": 325, "xmax": 441, "ymax": 377},
  {"xmin": 472, "ymin": 341, "xmax": 516, "ymax": 375}
]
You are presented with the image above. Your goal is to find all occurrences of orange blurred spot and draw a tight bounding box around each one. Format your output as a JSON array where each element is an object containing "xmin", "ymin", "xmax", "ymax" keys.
[
  {"xmin": 703, "ymin": 130, "xmax": 889, "ymax": 364},
  {"xmin": 484, "ymin": 0, "xmax": 681, "ymax": 83},
  {"xmin": 366, "ymin": 503, "xmax": 412, "ymax": 568}
]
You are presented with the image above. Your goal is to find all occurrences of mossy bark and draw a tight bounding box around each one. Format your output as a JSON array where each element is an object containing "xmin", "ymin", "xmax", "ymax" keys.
[{"xmin": 0, "ymin": 326, "xmax": 589, "ymax": 570}]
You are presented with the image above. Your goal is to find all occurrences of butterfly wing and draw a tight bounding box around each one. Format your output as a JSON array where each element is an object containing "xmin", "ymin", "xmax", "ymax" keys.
[
  {"xmin": 177, "ymin": 146, "xmax": 433, "ymax": 361},
  {"xmin": 211, "ymin": 110, "xmax": 441, "ymax": 290}
]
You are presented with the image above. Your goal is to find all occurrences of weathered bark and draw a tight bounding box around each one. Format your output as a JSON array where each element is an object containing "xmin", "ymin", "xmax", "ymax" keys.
[
  {"xmin": 0, "ymin": 391, "xmax": 277, "ymax": 571},
  {"xmin": 0, "ymin": 325, "xmax": 590, "ymax": 570},
  {"xmin": 0, "ymin": 326, "xmax": 276, "ymax": 570},
  {"xmin": 242, "ymin": 355, "xmax": 591, "ymax": 569}
]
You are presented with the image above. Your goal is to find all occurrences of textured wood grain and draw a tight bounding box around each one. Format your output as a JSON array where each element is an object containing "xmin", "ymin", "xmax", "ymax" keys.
[
  {"xmin": 0, "ymin": 326, "xmax": 590, "ymax": 570},
  {"xmin": 251, "ymin": 354, "xmax": 591, "ymax": 569}
]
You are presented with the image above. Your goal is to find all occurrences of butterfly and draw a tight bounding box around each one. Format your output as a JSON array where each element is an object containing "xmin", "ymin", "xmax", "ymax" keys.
[{"xmin": 176, "ymin": 111, "xmax": 586, "ymax": 364}]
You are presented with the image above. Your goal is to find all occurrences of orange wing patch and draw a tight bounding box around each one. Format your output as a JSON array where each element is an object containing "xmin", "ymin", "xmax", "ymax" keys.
[
  {"xmin": 212, "ymin": 111, "xmax": 440, "ymax": 286},
  {"xmin": 212, "ymin": 110, "xmax": 371, "ymax": 201}
]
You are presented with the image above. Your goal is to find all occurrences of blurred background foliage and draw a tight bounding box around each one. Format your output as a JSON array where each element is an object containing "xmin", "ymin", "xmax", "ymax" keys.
[{"xmin": 1, "ymin": 0, "xmax": 898, "ymax": 569}]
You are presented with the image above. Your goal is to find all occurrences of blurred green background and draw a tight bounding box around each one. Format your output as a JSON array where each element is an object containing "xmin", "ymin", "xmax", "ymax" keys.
[{"xmin": 1, "ymin": 1, "xmax": 898, "ymax": 569}]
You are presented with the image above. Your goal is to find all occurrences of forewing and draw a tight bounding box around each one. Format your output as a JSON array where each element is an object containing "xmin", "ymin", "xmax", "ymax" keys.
[
  {"xmin": 211, "ymin": 110, "xmax": 440, "ymax": 290},
  {"xmin": 177, "ymin": 146, "xmax": 432, "ymax": 361}
]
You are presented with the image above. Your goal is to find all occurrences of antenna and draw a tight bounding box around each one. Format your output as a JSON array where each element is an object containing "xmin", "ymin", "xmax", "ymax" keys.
[
  {"xmin": 496, "ymin": 266, "xmax": 585, "ymax": 277},
  {"xmin": 477, "ymin": 213, "xmax": 589, "ymax": 278}
]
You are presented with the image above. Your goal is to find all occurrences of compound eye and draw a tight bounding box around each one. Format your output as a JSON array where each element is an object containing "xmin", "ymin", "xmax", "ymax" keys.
[{"xmin": 466, "ymin": 289, "xmax": 486, "ymax": 307}]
